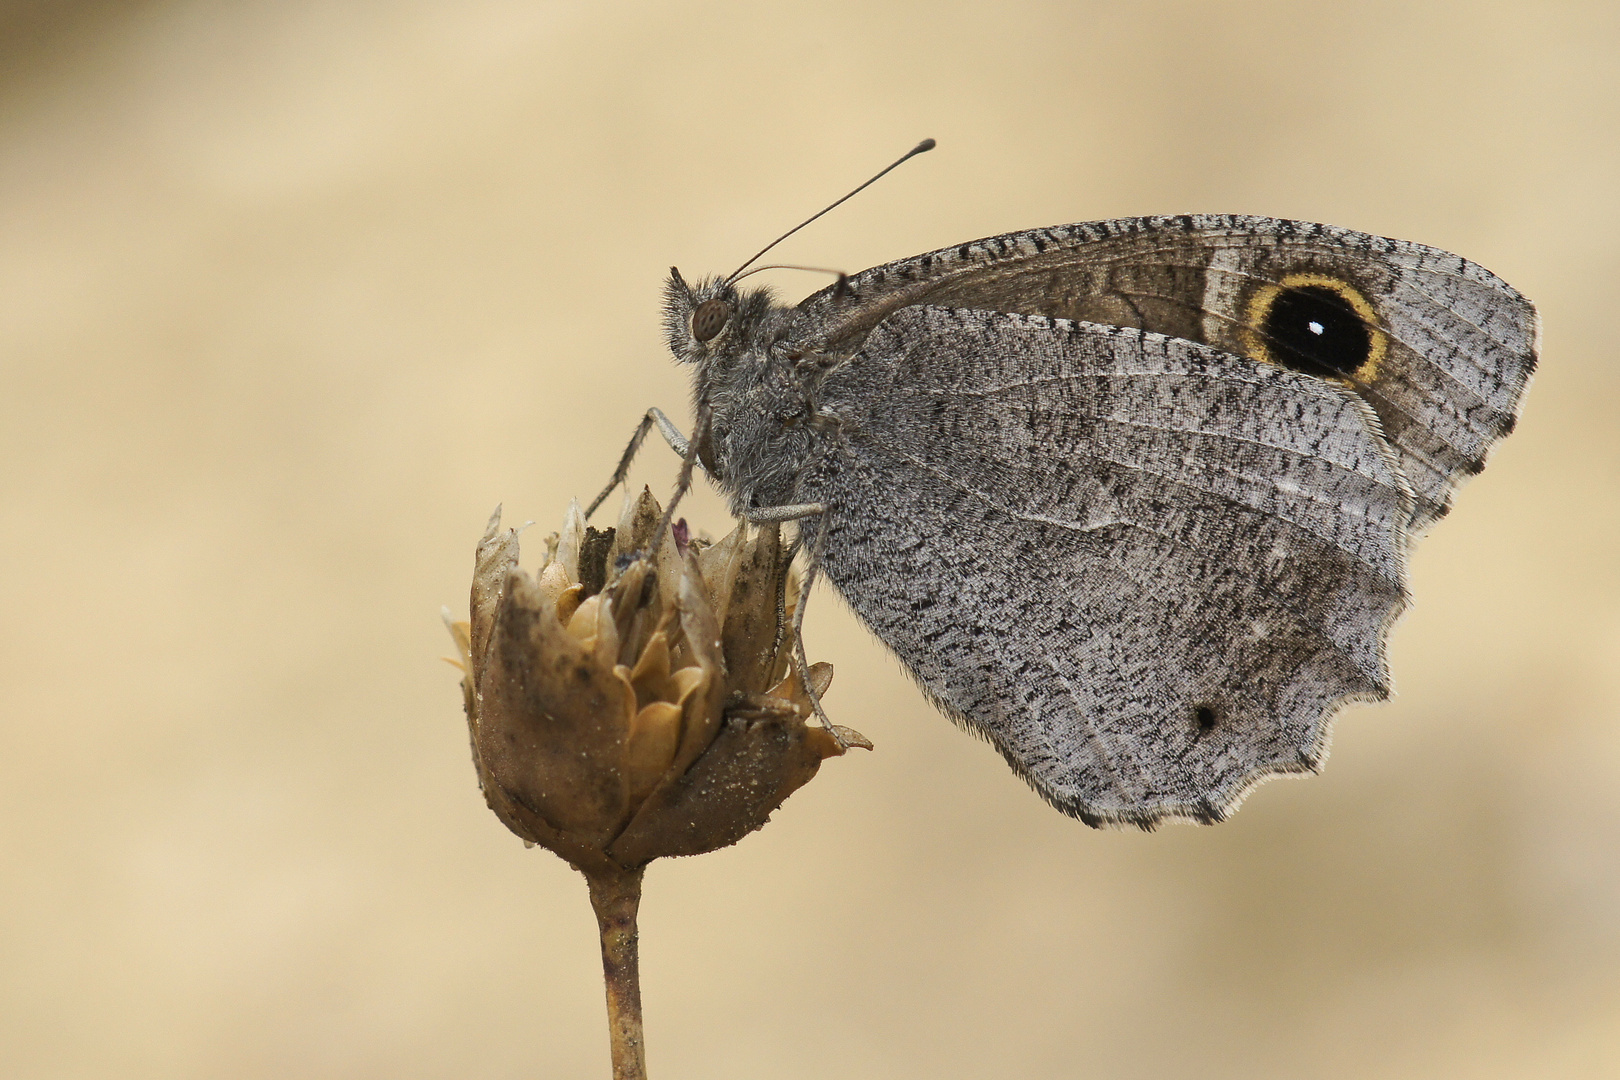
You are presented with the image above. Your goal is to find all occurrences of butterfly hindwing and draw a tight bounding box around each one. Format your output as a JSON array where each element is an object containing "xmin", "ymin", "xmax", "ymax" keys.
[{"xmin": 798, "ymin": 305, "xmax": 1411, "ymax": 825}]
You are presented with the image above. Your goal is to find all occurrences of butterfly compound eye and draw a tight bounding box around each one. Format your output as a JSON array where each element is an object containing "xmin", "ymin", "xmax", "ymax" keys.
[{"xmin": 690, "ymin": 298, "xmax": 731, "ymax": 343}]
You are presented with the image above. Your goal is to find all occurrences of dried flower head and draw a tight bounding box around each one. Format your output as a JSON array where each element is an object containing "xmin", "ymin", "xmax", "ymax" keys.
[{"xmin": 445, "ymin": 490, "xmax": 867, "ymax": 876}]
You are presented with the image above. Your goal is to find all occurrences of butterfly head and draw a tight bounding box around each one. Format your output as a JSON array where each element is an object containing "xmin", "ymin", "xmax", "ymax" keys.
[{"xmin": 663, "ymin": 268, "xmax": 781, "ymax": 365}]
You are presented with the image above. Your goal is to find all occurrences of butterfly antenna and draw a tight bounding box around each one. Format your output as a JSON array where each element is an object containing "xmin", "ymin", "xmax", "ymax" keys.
[
  {"xmin": 728, "ymin": 263, "xmax": 846, "ymax": 284},
  {"xmin": 723, "ymin": 138, "xmax": 936, "ymax": 286}
]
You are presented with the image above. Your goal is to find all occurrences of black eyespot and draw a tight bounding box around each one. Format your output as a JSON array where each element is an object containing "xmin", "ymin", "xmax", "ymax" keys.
[
  {"xmin": 1194, "ymin": 704, "xmax": 1219, "ymax": 735},
  {"xmin": 1259, "ymin": 284, "xmax": 1374, "ymax": 379},
  {"xmin": 691, "ymin": 298, "xmax": 731, "ymax": 343}
]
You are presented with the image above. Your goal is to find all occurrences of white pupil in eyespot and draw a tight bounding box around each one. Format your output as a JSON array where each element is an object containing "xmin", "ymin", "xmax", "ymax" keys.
[{"xmin": 1307, "ymin": 320, "xmax": 1325, "ymax": 336}]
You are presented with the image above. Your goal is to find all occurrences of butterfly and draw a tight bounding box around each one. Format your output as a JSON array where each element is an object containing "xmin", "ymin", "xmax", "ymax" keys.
[{"xmin": 594, "ymin": 150, "xmax": 1537, "ymax": 828}]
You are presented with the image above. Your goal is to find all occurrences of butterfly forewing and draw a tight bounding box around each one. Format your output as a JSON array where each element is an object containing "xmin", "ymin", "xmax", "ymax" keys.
[{"xmin": 796, "ymin": 215, "xmax": 1537, "ymax": 532}]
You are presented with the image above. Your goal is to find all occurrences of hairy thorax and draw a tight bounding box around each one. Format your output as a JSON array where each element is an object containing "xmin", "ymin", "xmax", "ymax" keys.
[{"xmin": 664, "ymin": 270, "xmax": 845, "ymax": 516}]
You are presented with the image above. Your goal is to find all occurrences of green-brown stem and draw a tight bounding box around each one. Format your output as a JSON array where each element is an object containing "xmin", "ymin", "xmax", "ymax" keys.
[{"xmin": 586, "ymin": 864, "xmax": 647, "ymax": 1080}]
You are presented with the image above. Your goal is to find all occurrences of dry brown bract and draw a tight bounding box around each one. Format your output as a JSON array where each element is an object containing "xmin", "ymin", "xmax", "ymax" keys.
[
  {"xmin": 444, "ymin": 491, "xmax": 868, "ymax": 1078},
  {"xmin": 445, "ymin": 490, "xmax": 867, "ymax": 876}
]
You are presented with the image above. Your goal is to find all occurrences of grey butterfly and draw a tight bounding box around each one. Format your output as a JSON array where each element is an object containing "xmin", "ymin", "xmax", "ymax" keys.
[{"xmin": 602, "ymin": 206, "xmax": 1536, "ymax": 828}]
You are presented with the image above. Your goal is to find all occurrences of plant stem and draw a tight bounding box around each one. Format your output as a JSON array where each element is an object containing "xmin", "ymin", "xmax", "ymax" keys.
[{"xmin": 586, "ymin": 864, "xmax": 648, "ymax": 1080}]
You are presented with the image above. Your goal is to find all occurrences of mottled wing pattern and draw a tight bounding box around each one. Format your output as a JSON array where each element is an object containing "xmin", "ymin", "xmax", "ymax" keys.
[
  {"xmin": 804, "ymin": 305, "xmax": 1411, "ymax": 826},
  {"xmin": 797, "ymin": 215, "xmax": 1537, "ymax": 532}
]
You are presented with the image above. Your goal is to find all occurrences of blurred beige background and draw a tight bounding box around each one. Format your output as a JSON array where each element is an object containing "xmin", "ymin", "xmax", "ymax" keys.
[{"xmin": 2, "ymin": 1, "xmax": 1616, "ymax": 1077}]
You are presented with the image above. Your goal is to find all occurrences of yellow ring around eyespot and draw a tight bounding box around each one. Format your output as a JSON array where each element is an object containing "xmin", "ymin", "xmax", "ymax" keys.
[{"xmin": 1240, "ymin": 272, "xmax": 1387, "ymax": 386}]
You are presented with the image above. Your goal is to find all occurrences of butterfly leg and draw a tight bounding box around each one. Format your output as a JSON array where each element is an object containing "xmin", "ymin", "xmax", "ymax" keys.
[
  {"xmin": 648, "ymin": 400, "xmax": 715, "ymax": 555},
  {"xmin": 746, "ymin": 503, "xmax": 821, "ymax": 673},
  {"xmin": 773, "ymin": 531, "xmax": 805, "ymax": 670},
  {"xmin": 585, "ymin": 407, "xmax": 691, "ymax": 519},
  {"xmin": 744, "ymin": 502, "xmax": 846, "ymax": 748}
]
